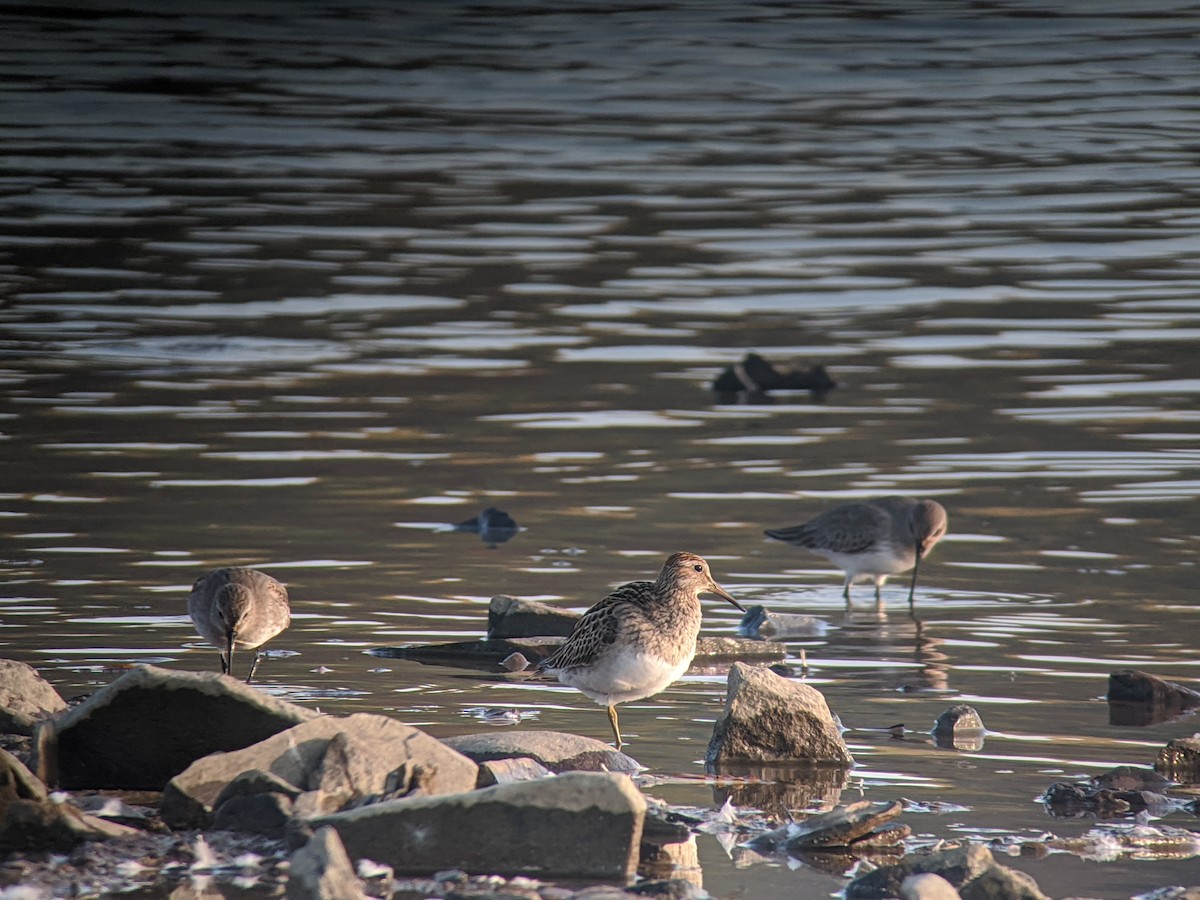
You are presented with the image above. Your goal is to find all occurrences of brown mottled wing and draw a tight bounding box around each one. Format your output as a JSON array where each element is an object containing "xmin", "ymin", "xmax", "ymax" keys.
[
  {"xmin": 536, "ymin": 581, "xmax": 654, "ymax": 673},
  {"xmin": 765, "ymin": 502, "xmax": 888, "ymax": 554}
]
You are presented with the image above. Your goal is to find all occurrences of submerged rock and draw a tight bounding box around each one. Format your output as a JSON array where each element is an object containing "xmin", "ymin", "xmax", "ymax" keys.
[
  {"xmin": 487, "ymin": 595, "xmax": 579, "ymax": 639},
  {"xmin": 710, "ymin": 760, "xmax": 850, "ymax": 817},
  {"xmin": 444, "ymin": 730, "xmax": 641, "ymax": 774},
  {"xmin": 1041, "ymin": 766, "xmax": 1174, "ymax": 819},
  {"xmin": 711, "ymin": 353, "xmax": 837, "ymax": 399},
  {"xmin": 34, "ymin": 665, "xmax": 316, "ymax": 791},
  {"xmin": 1156, "ymin": 736, "xmax": 1200, "ymax": 784},
  {"xmin": 1107, "ymin": 669, "xmax": 1200, "ymax": 726},
  {"xmin": 455, "ymin": 507, "xmax": 519, "ymax": 547},
  {"xmin": 748, "ymin": 800, "xmax": 907, "ymax": 854},
  {"xmin": 0, "ymin": 659, "xmax": 67, "ymax": 736},
  {"xmin": 287, "ymin": 825, "xmax": 366, "ymax": 900},
  {"xmin": 932, "ymin": 705, "xmax": 985, "ymax": 751},
  {"xmin": 737, "ymin": 605, "xmax": 828, "ymax": 640},
  {"xmin": 310, "ymin": 771, "xmax": 646, "ymax": 881},
  {"xmin": 706, "ymin": 663, "xmax": 853, "ymax": 766},
  {"xmin": 846, "ymin": 844, "xmax": 995, "ymax": 899},
  {"xmin": 161, "ymin": 712, "xmax": 478, "ymax": 828}
]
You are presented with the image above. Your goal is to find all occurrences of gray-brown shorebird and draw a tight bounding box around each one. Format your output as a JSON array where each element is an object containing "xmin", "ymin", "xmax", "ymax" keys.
[
  {"xmin": 536, "ymin": 551, "xmax": 743, "ymax": 749},
  {"xmin": 188, "ymin": 567, "xmax": 291, "ymax": 683},
  {"xmin": 765, "ymin": 497, "xmax": 948, "ymax": 607}
]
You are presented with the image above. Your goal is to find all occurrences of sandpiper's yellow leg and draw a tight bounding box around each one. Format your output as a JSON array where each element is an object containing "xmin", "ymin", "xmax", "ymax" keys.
[{"xmin": 607, "ymin": 704, "xmax": 623, "ymax": 749}]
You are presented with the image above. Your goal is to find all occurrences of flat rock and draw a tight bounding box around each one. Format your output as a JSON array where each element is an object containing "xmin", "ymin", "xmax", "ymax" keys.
[
  {"xmin": 487, "ymin": 596, "xmax": 579, "ymax": 639},
  {"xmin": 693, "ymin": 636, "xmax": 786, "ymax": 664},
  {"xmin": 787, "ymin": 800, "xmax": 904, "ymax": 850},
  {"xmin": 847, "ymin": 845, "xmax": 995, "ymax": 899},
  {"xmin": 959, "ymin": 864, "xmax": 1050, "ymax": 900},
  {"xmin": 443, "ymin": 731, "xmax": 641, "ymax": 774},
  {"xmin": 0, "ymin": 659, "xmax": 68, "ymax": 735},
  {"xmin": 287, "ymin": 825, "xmax": 366, "ymax": 900},
  {"xmin": 310, "ymin": 771, "xmax": 646, "ymax": 881},
  {"xmin": 737, "ymin": 606, "xmax": 828, "ymax": 640},
  {"xmin": 706, "ymin": 663, "xmax": 853, "ymax": 766},
  {"xmin": 33, "ymin": 665, "xmax": 316, "ymax": 791},
  {"xmin": 161, "ymin": 712, "xmax": 477, "ymax": 828},
  {"xmin": 476, "ymin": 757, "xmax": 553, "ymax": 788},
  {"xmin": 1156, "ymin": 736, "xmax": 1200, "ymax": 783}
]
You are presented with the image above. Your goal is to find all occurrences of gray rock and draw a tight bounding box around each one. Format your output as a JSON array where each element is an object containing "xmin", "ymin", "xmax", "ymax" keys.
[
  {"xmin": 310, "ymin": 771, "xmax": 646, "ymax": 881},
  {"xmin": 901, "ymin": 873, "xmax": 962, "ymax": 900},
  {"xmin": 0, "ymin": 659, "xmax": 67, "ymax": 735},
  {"xmin": 287, "ymin": 825, "xmax": 366, "ymax": 900},
  {"xmin": 213, "ymin": 791, "xmax": 293, "ymax": 836},
  {"xmin": 960, "ymin": 865, "xmax": 1050, "ymax": 900},
  {"xmin": 737, "ymin": 605, "xmax": 828, "ymax": 640},
  {"xmin": 161, "ymin": 712, "xmax": 477, "ymax": 828},
  {"xmin": 443, "ymin": 730, "xmax": 642, "ymax": 774},
  {"xmin": 706, "ymin": 663, "xmax": 853, "ymax": 766},
  {"xmin": 847, "ymin": 845, "xmax": 995, "ymax": 899},
  {"xmin": 476, "ymin": 757, "xmax": 553, "ymax": 788},
  {"xmin": 932, "ymin": 705, "xmax": 985, "ymax": 751},
  {"xmin": 487, "ymin": 596, "xmax": 579, "ymax": 639},
  {"xmin": 1156, "ymin": 736, "xmax": 1200, "ymax": 783},
  {"xmin": 33, "ymin": 665, "xmax": 316, "ymax": 790}
]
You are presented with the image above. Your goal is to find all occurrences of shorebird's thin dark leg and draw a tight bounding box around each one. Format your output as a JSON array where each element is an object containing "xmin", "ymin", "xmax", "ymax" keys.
[
  {"xmin": 842, "ymin": 580, "xmax": 852, "ymax": 606},
  {"xmin": 908, "ymin": 553, "xmax": 922, "ymax": 608},
  {"xmin": 607, "ymin": 704, "xmax": 623, "ymax": 750},
  {"xmin": 245, "ymin": 648, "xmax": 263, "ymax": 684}
]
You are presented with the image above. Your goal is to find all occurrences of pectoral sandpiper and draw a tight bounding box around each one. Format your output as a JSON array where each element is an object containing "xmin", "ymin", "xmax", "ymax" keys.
[
  {"xmin": 536, "ymin": 551, "xmax": 743, "ymax": 749},
  {"xmin": 765, "ymin": 497, "xmax": 948, "ymax": 607},
  {"xmin": 188, "ymin": 567, "xmax": 291, "ymax": 683}
]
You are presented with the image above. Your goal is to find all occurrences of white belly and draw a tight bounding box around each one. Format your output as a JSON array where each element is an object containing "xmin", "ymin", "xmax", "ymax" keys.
[
  {"xmin": 557, "ymin": 650, "xmax": 690, "ymax": 707},
  {"xmin": 821, "ymin": 543, "xmax": 913, "ymax": 579}
]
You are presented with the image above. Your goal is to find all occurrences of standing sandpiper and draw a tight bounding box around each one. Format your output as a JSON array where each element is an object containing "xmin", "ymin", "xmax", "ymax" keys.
[
  {"xmin": 537, "ymin": 552, "xmax": 743, "ymax": 750},
  {"xmin": 188, "ymin": 567, "xmax": 291, "ymax": 683},
  {"xmin": 765, "ymin": 497, "xmax": 948, "ymax": 607}
]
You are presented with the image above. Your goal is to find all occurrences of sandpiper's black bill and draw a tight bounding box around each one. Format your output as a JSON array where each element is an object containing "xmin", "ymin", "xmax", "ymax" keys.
[{"xmin": 709, "ymin": 583, "xmax": 745, "ymax": 612}]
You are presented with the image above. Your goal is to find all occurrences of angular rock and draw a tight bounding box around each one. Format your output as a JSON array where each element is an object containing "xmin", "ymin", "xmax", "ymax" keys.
[
  {"xmin": 847, "ymin": 845, "xmax": 995, "ymax": 899},
  {"xmin": 443, "ymin": 730, "xmax": 641, "ymax": 774},
  {"xmin": 287, "ymin": 825, "xmax": 366, "ymax": 900},
  {"xmin": 310, "ymin": 771, "xmax": 646, "ymax": 881},
  {"xmin": 476, "ymin": 757, "xmax": 553, "ymax": 788},
  {"xmin": 1108, "ymin": 670, "xmax": 1200, "ymax": 726},
  {"xmin": 214, "ymin": 768, "xmax": 304, "ymax": 808},
  {"xmin": 487, "ymin": 596, "xmax": 578, "ymax": 639},
  {"xmin": 34, "ymin": 665, "xmax": 316, "ymax": 790},
  {"xmin": 0, "ymin": 659, "xmax": 67, "ymax": 735},
  {"xmin": 213, "ymin": 791, "xmax": 293, "ymax": 837},
  {"xmin": 900, "ymin": 873, "xmax": 962, "ymax": 900},
  {"xmin": 161, "ymin": 713, "xmax": 477, "ymax": 828},
  {"xmin": 0, "ymin": 747, "xmax": 48, "ymax": 819},
  {"xmin": 737, "ymin": 606, "xmax": 828, "ymax": 640},
  {"xmin": 706, "ymin": 663, "xmax": 853, "ymax": 766},
  {"xmin": 932, "ymin": 705, "xmax": 985, "ymax": 751},
  {"xmin": 959, "ymin": 864, "xmax": 1050, "ymax": 900},
  {"xmin": 788, "ymin": 800, "xmax": 904, "ymax": 850},
  {"xmin": 1156, "ymin": 736, "xmax": 1200, "ymax": 783}
]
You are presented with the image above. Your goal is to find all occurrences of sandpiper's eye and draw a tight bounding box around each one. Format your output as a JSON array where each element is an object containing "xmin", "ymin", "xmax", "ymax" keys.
[{"xmin": 693, "ymin": 563, "xmax": 703, "ymax": 572}]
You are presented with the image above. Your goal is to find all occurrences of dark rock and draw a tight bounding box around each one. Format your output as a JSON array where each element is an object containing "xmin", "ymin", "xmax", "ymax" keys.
[
  {"xmin": 1107, "ymin": 670, "xmax": 1200, "ymax": 726},
  {"xmin": 900, "ymin": 873, "xmax": 962, "ymax": 900},
  {"xmin": 706, "ymin": 663, "xmax": 853, "ymax": 766},
  {"xmin": 627, "ymin": 876, "xmax": 706, "ymax": 899},
  {"xmin": 737, "ymin": 605, "xmax": 828, "ymax": 640},
  {"xmin": 932, "ymin": 705, "xmax": 985, "ymax": 751},
  {"xmin": 786, "ymin": 800, "xmax": 904, "ymax": 850},
  {"xmin": 444, "ymin": 731, "xmax": 641, "ymax": 774},
  {"xmin": 1091, "ymin": 765, "xmax": 1173, "ymax": 792},
  {"xmin": 455, "ymin": 507, "xmax": 519, "ymax": 547},
  {"xmin": 846, "ymin": 845, "xmax": 994, "ymax": 899},
  {"xmin": 287, "ymin": 825, "xmax": 366, "ymax": 900},
  {"xmin": 213, "ymin": 791, "xmax": 293, "ymax": 837},
  {"xmin": 0, "ymin": 659, "xmax": 67, "ymax": 736},
  {"xmin": 712, "ymin": 353, "xmax": 837, "ymax": 399},
  {"xmin": 0, "ymin": 747, "xmax": 48, "ymax": 819},
  {"xmin": 0, "ymin": 797, "xmax": 138, "ymax": 854},
  {"xmin": 959, "ymin": 864, "xmax": 1050, "ymax": 900},
  {"xmin": 161, "ymin": 712, "xmax": 478, "ymax": 828},
  {"xmin": 1156, "ymin": 736, "xmax": 1200, "ymax": 783},
  {"xmin": 476, "ymin": 757, "xmax": 553, "ymax": 788},
  {"xmin": 487, "ymin": 596, "xmax": 579, "ymax": 639},
  {"xmin": 1042, "ymin": 764, "xmax": 1175, "ymax": 819},
  {"xmin": 33, "ymin": 665, "xmax": 316, "ymax": 791},
  {"xmin": 68, "ymin": 794, "xmax": 153, "ymax": 828},
  {"xmin": 214, "ymin": 768, "xmax": 304, "ymax": 808},
  {"xmin": 499, "ymin": 653, "xmax": 530, "ymax": 672},
  {"xmin": 311, "ymin": 771, "xmax": 646, "ymax": 881}
]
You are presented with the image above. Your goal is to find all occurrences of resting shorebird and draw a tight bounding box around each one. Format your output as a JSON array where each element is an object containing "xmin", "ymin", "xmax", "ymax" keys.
[
  {"xmin": 765, "ymin": 497, "xmax": 948, "ymax": 607},
  {"xmin": 536, "ymin": 552, "xmax": 743, "ymax": 749},
  {"xmin": 188, "ymin": 567, "xmax": 290, "ymax": 683}
]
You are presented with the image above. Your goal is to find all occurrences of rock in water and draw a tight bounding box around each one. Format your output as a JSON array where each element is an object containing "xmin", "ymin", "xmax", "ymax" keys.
[
  {"xmin": 443, "ymin": 730, "xmax": 642, "ymax": 774},
  {"xmin": 847, "ymin": 845, "xmax": 995, "ymax": 899},
  {"xmin": 310, "ymin": 771, "xmax": 646, "ymax": 881},
  {"xmin": 0, "ymin": 659, "xmax": 67, "ymax": 736},
  {"xmin": 932, "ymin": 704, "xmax": 985, "ymax": 751},
  {"xmin": 34, "ymin": 665, "xmax": 316, "ymax": 790},
  {"xmin": 1156, "ymin": 735, "xmax": 1200, "ymax": 783},
  {"xmin": 287, "ymin": 826, "xmax": 366, "ymax": 900},
  {"xmin": 900, "ymin": 874, "xmax": 963, "ymax": 900},
  {"xmin": 706, "ymin": 663, "xmax": 853, "ymax": 766},
  {"xmin": 487, "ymin": 595, "xmax": 580, "ymax": 639}
]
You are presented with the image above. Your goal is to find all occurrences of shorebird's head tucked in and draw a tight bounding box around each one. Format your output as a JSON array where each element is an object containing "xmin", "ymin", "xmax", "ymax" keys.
[
  {"xmin": 909, "ymin": 500, "xmax": 948, "ymax": 559},
  {"xmin": 656, "ymin": 551, "xmax": 744, "ymax": 611}
]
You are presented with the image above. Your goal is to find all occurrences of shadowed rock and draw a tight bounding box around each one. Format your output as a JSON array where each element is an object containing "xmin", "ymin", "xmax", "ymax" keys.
[
  {"xmin": 310, "ymin": 771, "xmax": 646, "ymax": 881},
  {"xmin": 33, "ymin": 665, "xmax": 317, "ymax": 791},
  {"xmin": 0, "ymin": 659, "xmax": 67, "ymax": 736},
  {"xmin": 161, "ymin": 713, "xmax": 478, "ymax": 828},
  {"xmin": 1041, "ymin": 765, "xmax": 1174, "ymax": 819},
  {"xmin": 444, "ymin": 730, "xmax": 641, "ymax": 774},
  {"xmin": 846, "ymin": 845, "xmax": 995, "ymax": 899},
  {"xmin": 487, "ymin": 595, "xmax": 579, "ymax": 639},
  {"xmin": 747, "ymin": 800, "xmax": 906, "ymax": 854},
  {"xmin": 960, "ymin": 864, "xmax": 1051, "ymax": 900},
  {"xmin": 1156, "ymin": 736, "xmax": 1200, "ymax": 783},
  {"xmin": 932, "ymin": 704, "xmax": 985, "ymax": 751},
  {"xmin": 287, "ymin": 826, "xmax": 366, "ymax": 900},
  {"xmin": 706, "ymin": 663, "xmax": 853, "ymax": 766},
  {"xmin": 1107, "ymin": 669, "xmax": 1200, "ymax": 726}
]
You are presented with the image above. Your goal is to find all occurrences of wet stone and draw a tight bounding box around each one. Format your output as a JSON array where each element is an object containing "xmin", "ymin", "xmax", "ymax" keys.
[
  {"xmin": 737, "ymin": 605, "xmax": 828, "ymax": 640},
  {"xmin": 1107, "ymin": 670, "xmax": 1200, "ymax": 726},
  {"xmin": 487, "ymin": 596, "xmax": 579, "ymax": 639},
  {"xmin": 846, "ymin": 844, "xmax": 995, "ymax": 899},
  {"xmin": 1042, "ymin": 765, "xmax": 1174, "ymax": 818},
  {"xmin": 960, "ymin": 864, "xmax": 1050, "ymax": 900},
  {"xmin": 1155, "ymin": 736, "xmax": 1200, "ymax": 783},
  {"xmin": 932, "ymin": 705, "xmax": 985, "ymax": 751},
  {"xmin": 444, "ymin": 731, "xmax": 642, "ymax": 774}
]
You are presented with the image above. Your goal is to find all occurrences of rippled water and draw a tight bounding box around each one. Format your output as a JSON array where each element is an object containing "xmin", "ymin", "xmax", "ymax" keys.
[{"xmin": 3, "ymin": 2, "xmax": 1200, "ymax": 896}]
